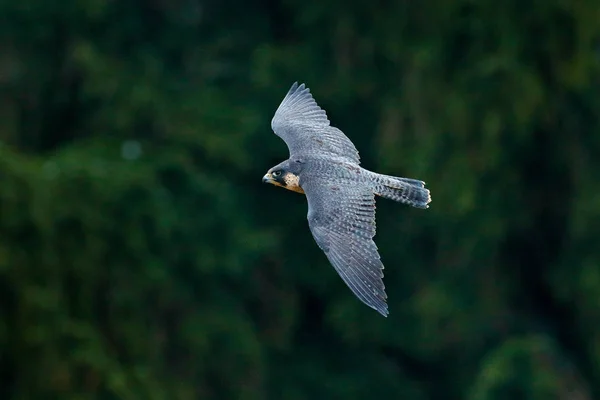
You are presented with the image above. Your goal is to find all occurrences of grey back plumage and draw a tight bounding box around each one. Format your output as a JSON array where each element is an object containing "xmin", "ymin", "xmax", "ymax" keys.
[{"xmin": 271, "ymin": 82, "xmax": 360, "ymax": 164}]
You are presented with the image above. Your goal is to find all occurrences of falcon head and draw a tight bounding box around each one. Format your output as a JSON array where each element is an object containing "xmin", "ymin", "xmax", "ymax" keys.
[{"xmin": 262, "ymin": 159, "xmax": 304, "ymax": 194}]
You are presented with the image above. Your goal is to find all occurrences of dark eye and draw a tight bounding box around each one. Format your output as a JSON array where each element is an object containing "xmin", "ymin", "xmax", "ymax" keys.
[{"xmin": 272, "ymin": 170, "xmax": 282, "ymax": 177}]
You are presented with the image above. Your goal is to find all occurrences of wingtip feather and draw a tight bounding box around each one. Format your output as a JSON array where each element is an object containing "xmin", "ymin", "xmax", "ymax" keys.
[
  {"xmin": 373, "ymin": 303, "xmax": 389, "ymax": 317},
  {"xmin": 287, "ymin": 81, "xmax": 299, "ymax": 95}
]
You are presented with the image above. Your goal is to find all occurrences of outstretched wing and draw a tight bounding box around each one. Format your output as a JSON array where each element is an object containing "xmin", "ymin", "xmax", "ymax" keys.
[
  {"xmin": 271, "ymin": 82, "xmax": 360, "ymax": 164},
  {"xmin": 303, "ymin": 178, "xmax": 388, "ymax": 316}
]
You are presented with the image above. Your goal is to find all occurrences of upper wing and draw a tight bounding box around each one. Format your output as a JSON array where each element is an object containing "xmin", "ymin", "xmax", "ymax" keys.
[
  {"xmin": 303, "ymin": 178, "xmax": 388, "ymax": 316},
  {"xmin": 271, "ymin": 82, "xmax": 360, "ymax": 164}
]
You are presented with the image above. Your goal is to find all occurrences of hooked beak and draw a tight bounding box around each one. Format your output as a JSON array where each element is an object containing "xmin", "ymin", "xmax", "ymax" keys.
[{"xmin": 262, "ymin": 172, "xmax": 275, "ymax": 184}]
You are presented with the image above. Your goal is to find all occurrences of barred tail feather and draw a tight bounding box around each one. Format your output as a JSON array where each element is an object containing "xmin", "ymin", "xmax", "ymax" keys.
[{"xmin": 371, "ymin": 173, "xmax": 431, "ymax": 209}]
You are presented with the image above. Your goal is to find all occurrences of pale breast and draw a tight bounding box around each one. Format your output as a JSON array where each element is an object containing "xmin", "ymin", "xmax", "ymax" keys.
[{"xmin": 283, "ymin": 172, "xmax": 305, "ymax": 194}]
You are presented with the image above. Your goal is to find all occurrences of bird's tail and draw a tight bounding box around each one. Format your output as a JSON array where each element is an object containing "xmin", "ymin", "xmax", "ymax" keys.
[{"xmin": 370, "ymin": 172, "xmax": 431, "ymax": 209}]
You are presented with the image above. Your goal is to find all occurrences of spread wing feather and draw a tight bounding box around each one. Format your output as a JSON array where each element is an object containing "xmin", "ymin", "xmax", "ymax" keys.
[
  {"xmin": 304, "ymin": 180, "xmax": 388, "ymax": 316},
  {"xmin": 271, "ymin": 82, "xmax": 360, "ymax": 164}
]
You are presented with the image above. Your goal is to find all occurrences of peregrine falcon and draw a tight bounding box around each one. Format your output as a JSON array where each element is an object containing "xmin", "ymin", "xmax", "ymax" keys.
[{"xmin": 262, "ymin": 82, "xmax": 431, "ymax": 317}]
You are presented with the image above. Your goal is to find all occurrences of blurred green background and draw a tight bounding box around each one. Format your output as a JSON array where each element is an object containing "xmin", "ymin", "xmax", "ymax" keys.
[{"xmin": 1, "ymin": 0, "xmax": 599, "ymax": 399}]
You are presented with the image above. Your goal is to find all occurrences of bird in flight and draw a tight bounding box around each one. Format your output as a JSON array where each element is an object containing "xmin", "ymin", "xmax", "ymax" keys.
[{"xmin": 262, "ymin": 82, "xmax": 431, "ymax": 317}]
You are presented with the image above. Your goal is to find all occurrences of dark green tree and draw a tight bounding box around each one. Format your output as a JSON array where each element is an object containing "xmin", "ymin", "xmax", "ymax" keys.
[{"xmin": 1, "ymin": 0, "xmax": 599, "ymax": 398}]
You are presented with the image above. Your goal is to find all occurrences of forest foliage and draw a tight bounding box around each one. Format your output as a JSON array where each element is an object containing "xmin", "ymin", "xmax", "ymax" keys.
[{"xmin": 1, "ymin": 0, "xmax": 600, "ymax": 399}]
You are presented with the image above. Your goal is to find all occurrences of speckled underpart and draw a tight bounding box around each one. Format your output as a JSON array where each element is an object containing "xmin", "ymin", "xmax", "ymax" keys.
[{"xmin": 264, "ymin": 82, "xmax": 431, "ymax": 317}]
